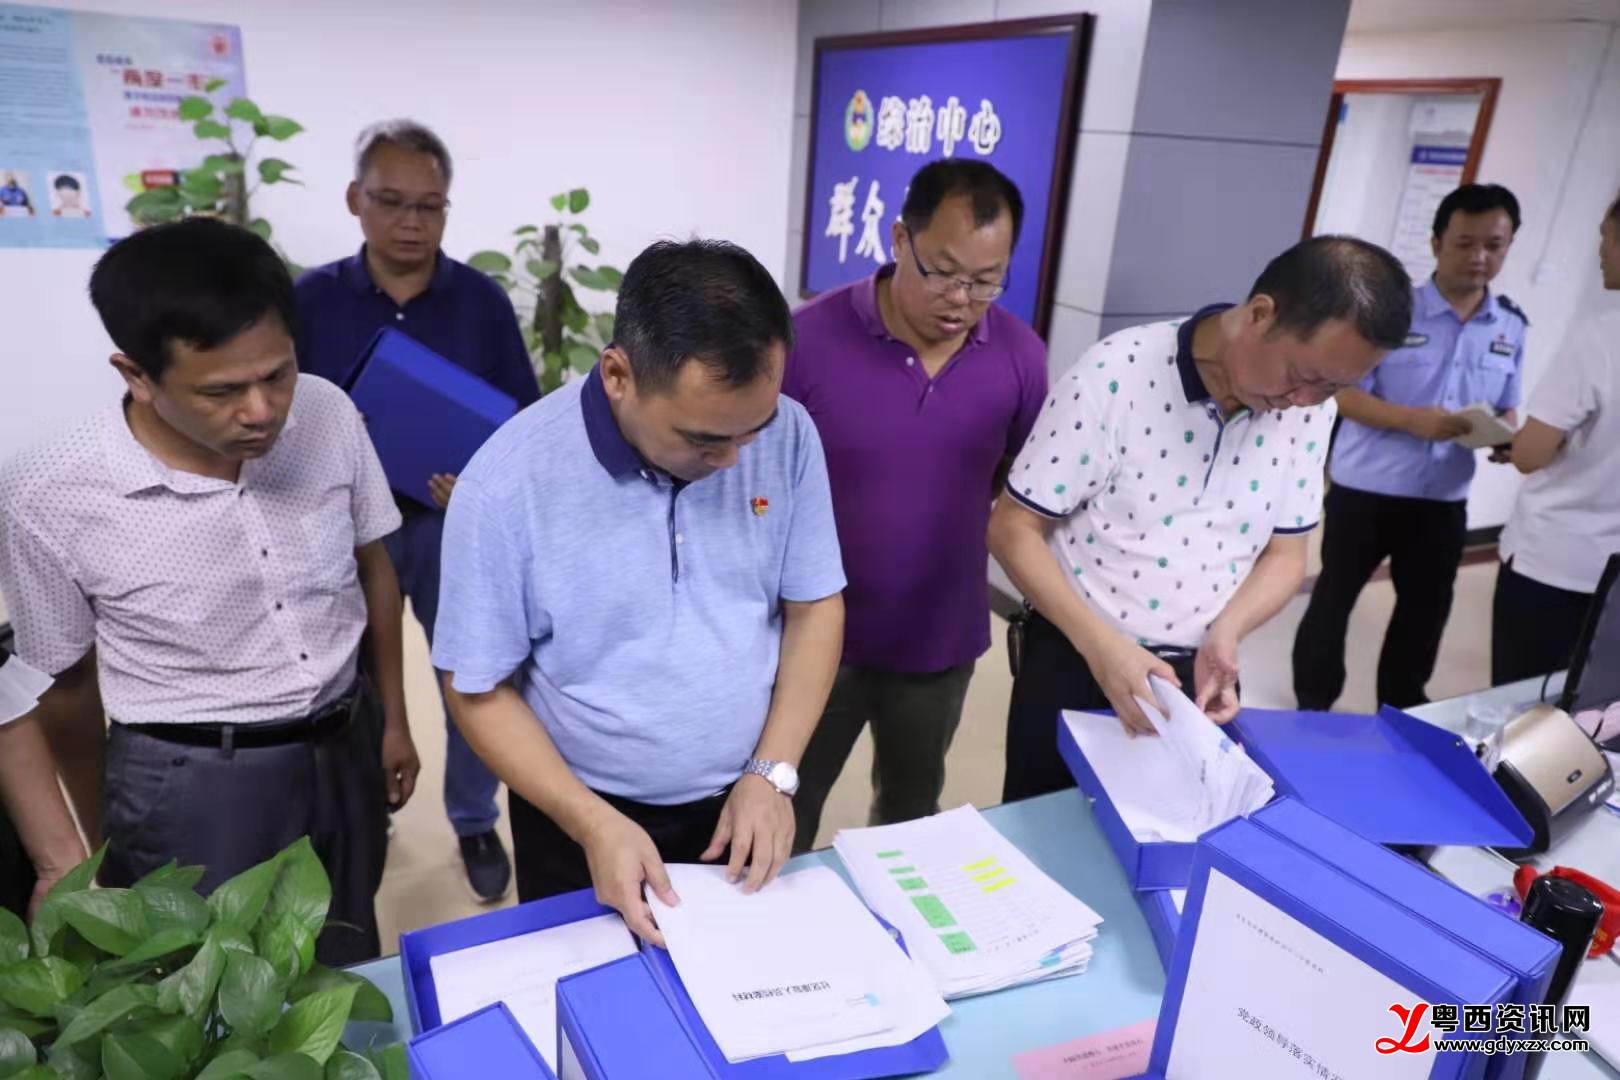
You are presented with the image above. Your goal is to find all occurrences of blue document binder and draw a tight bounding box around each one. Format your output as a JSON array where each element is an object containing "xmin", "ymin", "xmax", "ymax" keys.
[
  {"xmin": 343, "ymin": 327, "xmax": 519, "ymax": 508},
  {"xmin": 1252, "ymin": 798, "xmax": 1558, "ymax": 1080},
  {"xmin": 408, "ymin": 1001, "xmax": 557, "ymax": 1079},
  {"xmin": 1150, "ymin": 817, "xmax": 1518, "ymax": 1080},
  {"xmin": 1136, "ymin": 889, "xmax": 1181, "ymax": 971},
  {"xmin": 556, "ymin": 946, "xmax": 949, "ymax": 1078},
  {"xmin": 1059, "ymin": 705, "xmax": 1533, "ymax": 889},
  {"xmin": 399, "ymin": 887, "xmax": 615, "ymax": 1035}
]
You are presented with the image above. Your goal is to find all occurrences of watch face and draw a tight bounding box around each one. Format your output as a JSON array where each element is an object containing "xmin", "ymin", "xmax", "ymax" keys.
[{"xmin": 768, "ymin": 761, "xmax": 800, "ymax": 795}]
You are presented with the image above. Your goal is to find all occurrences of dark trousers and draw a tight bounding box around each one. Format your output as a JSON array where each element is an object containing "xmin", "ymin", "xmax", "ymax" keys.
[
  {"xmin": 383, "ymin": 503, "xmax": 501, "ymax": 837},
  {"xmin": 1492, "ymin": 560, "xmax": 1593, "ymax": 686},
  {"xmin": 791, "ymin": 663, "xmax": 974, "ymax": 854},
  {"xmin": 99, "ymin": 692, "xmax": 388, "ymax": 966},
  {"xmin": 1003, "ymin": 612, "xmax": 1198, "ymax": 804},
  {"xmin": 0, "ymin": 807, "xmax": 34, "ymax": 921},
  {"xmin": 1292, "ymin": 484, "xmax": 1467, "ymax": 710},
  {"xmin": 509, "ymin": 786, "xmax": 731, "ymax": 902}
]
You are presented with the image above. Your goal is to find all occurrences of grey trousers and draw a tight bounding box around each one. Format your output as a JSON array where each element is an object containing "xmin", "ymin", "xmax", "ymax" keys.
[
  {"xmin": 792, "ymin": 663, "xmax": 974, "ymax": 854},
  {"xmin": 99, "ymin": 693, "xmax": 388, "ymax": 966}
]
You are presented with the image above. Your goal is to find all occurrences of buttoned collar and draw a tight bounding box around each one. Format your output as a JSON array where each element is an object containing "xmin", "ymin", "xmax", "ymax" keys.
[
  {"xmin": 852, "ymin": 265, "xmax": 992, "ymax": 347},
  {"xmin": 338, "ymin": 245, "xmax": 454, "ymax": 298},
  {"xmin": 1175, "ymin": 304, "xmax": 1235, "ymax": 405},
  {"xmin": 580, "ymin": 366, "xmax": 645, "ymax": 480}
]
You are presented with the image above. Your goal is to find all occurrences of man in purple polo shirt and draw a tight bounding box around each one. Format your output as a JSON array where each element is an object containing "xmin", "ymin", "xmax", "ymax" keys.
[{"xmin": 785, "ymin": 160, "xmax": 1047, "ymax": 852}]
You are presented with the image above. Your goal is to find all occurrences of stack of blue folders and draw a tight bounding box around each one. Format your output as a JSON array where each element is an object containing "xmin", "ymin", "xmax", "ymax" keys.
[{"xmin": 1135, "ymin": 798, "xmax": 1559, "ymax": 1080}]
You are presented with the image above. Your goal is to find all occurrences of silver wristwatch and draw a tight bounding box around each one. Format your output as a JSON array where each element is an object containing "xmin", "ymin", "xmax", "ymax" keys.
[{"xmin": 745, "ymin": 758, "xmax": 800, "ymax": 796}]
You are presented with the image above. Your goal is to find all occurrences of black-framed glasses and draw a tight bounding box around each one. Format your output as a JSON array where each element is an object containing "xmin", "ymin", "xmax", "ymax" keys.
[
  {"xmin": 903, "ymin": 226, "xmax": 1007, "ymax": 301},
  {"xmin": 361, "ymin": 188, "xmax": 450, "ymax": 221}
]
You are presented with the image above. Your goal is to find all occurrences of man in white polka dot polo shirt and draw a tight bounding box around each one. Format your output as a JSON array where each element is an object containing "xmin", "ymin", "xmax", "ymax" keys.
[
  {"xmin": 0, "ymin": 219, "xmax": 419, "ymax": 964},
  {"xmin": 989, "ymin": 237, "xmax": 1413, "ymax": 802}
]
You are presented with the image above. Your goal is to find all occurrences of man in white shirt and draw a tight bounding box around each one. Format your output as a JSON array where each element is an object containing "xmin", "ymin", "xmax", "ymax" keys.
[
  {"xmin": 989, "ymin": 236, "xmax": 1412, "ymax": 800},
  {"xmin": 1495, "ymin": 192, "xmax": 1620, "ymax": 684},
  {"xmin": 0, "ymin": 218, "xmax": 419, "ymax": 961}
]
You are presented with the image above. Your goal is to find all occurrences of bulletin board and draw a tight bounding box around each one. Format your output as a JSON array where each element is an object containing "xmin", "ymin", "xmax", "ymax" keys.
[
  {"xmin": 0, "ymin": 2, "xmax": 246, "ymax": 249},
  {"xmin": 801, "ymin": 17, "xmax": 1092, "ymax": 338}
]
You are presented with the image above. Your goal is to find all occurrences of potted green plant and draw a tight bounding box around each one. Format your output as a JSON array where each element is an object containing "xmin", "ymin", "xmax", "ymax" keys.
[
  {"xmin": 0, "ymin": 839, "xmax": 405, "ymax": 1079},
  {"xmin": 469, "ymin": 188, "xmax": 623, "ymax": 394},
  {"xmin": 123, "ymin": 82, "xmax": 305, "ymax": 271}
]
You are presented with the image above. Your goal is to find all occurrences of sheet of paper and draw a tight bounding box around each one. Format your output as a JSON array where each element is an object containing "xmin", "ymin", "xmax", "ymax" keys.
[
  {"xmin": 1165, "ymin": 869, "xmax": 1432, "ymax": 1080},
  {"xmin": 1170, "ymin": 890, "xmax": 1186, "ymax": 914},
  {"xmin": 430, "ymin": 913, "xmax": 637, "ymax": 1072},
  {"xmin": 649, "ymin": 864, "xmax": 946, "ymax": 1063},
  {"xmin": 1450, "ymin": 401, "xmax": 1517, "ymax": 449},
  {"xmin": 834, "ymin": 805, "xmax": 1102, "ymax": 999},
  {"xmin": 1574, "ymin": 957, "xmax": 1620, "ymax": 1066},
  {"xmin": 1012, "ymin": 1019, "xmax": 1156, "ymax": 1080},
  {"xmin": 0, "ymin": 651, "xmax": 52, "ymax": 723}
]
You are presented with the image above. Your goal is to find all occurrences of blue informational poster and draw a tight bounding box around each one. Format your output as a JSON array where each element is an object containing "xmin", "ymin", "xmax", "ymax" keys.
[
  {"xmin": 0, "ymin": 3, "xmax": 245, "ymax": 249},
  {"xmin": 801, "ymin": 18, "xmax": 1091, "ymax": 336}
]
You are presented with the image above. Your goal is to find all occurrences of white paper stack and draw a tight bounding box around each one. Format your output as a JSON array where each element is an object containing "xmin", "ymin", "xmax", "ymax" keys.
[
  {"xmin": 832, "ymin": 805, "xmax": 1103, "ymax": 999},
  {"xmin": 1062, "ymin": 674, "xmax": 1274, "ymax": 844},
  {"xmin": 648, "ymin": 864, "xmax": 948, "ymax": 1064},
  {"xmin": 429, "ymin": 913, "xmax": 639, "ymax": 1073}
]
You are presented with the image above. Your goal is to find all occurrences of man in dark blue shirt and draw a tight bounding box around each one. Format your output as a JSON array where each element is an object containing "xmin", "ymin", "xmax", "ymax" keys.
[{"xmin": 296, "ymin": 120, "xmax": 538, "ymax": 902}]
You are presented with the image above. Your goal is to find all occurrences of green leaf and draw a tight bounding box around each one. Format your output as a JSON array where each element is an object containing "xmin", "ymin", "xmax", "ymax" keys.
[
  {"xmin": 193, "ymin": 119, "xmax": 232, "ymax": 141},
  {"xmin": 0, "ymin": 1004, "xmax": 52, "ymax": 1040},
  {"xmin": 133, "ymin": 1014, "xmax": 204, "ymax": 1067},
  {"xmin": 199, "ymin": 154, "xmax": 246, "ymax": 177},
  {"xmin": 513, "ymin": 225, "xmax": 539, "ymax": 236},
  {"xmin": 0, "ymin": 957, "xmax": 83, "ymax": 1016},
  {"xmin": 526, "ymin": 259, "xmax": 560, "ymax": 281},
  {"xmin": 0, "ymin": 1027, "xmax": 34, "ymax": 1074},
  {"xmin": 0, "ymin": 909, "xmax": 26, "ymax": 968},
  {"xmin": 364, "ymin": 1045, "xmax": 408, "ymax": 1080},
  {"xmin": 256, "ymin": 116, "xmax": 304, "ymax": 141},
  {"xmin": 267, "ymin": 984, "xmax": 354, "ymax": 1065},
  {"xmin": 124, "ymin": 188, "xmax": 185, "ymax": 227},
  {"xmin": 137, "ymin": 883, "xmax": 210, "ymax": 941},
  {"xmin": 177, "ymin": 96, "xmax": 214, "ymax": 121},
  {"xmin": 54, "ymin": 983, "xmax": 157, "ymax": 1047},
  {"xmin": 156, "ymin": 934, "xmax": 223, "ymax": 1020},
  {"xmin": 466, "ymin": 250, "xmax": 512, "ymax": 275},
  {"xmin": 255, "ymin": 914, "xmax": 313, "ymax": 985},
  {"xmin": 247, "ymin": 218, "xmax": 273, "ymax": 243},
  {"xmin": 211, "ymin": 925, "xmax": 255, "ymax": 956},
  {"xmin": 549, "ymin": 192, "xmax": 567, "ymax": 212},
  {"xmin": 565, "ymin": 343, "xmax": 600, "ymax": 374},
  {"xmin": 102, "ymin": 1032, "xmax": 184, "ymax": 1080},
  {"xmin": 196, "ymin": 1050, "xmax": 259, "ymax": 1080},
  {"xmin": 47, "ymin": 1041, "xmax": 100, "ymax": 1080},
  {"xmin": 569, "ymin": 266, "xmax": 607, "ymax": 291},
  {"xmin": 57, "ymin": 889, "xmax": 148, "ymax": 956},
  {"xmin": 323, "ymin": 1050, "xmax": 379, "ymax": 1080},
  {"xmin": 106, "ymin": 928, "xmax": 196, "ymax": 971},
  {"xmin": 287, "ymin": 967, "xmax": 389, "ymax": 1024},
  {"xmin": 567, "ymin": 188, "xmax": 590, "ymax": 214},
  {"xmin": 257, "ymin": 159, "xmax": 296, "ymax": 185},
  {"xmin": 568, "ymin": 223, "xmax": 588, "ymax": 235},
  {"xmin": 205, "ymin": 77, "xmax": 227, "ymax": 92},
  {"xmin": 599, "ymin": 266, "xmax": 624, "ymax": 289},
  {"xmin": 132, "ymin": 862, "xmax": 205, "ymax": 895},
  {"xmin": 595, "ymin": 312, "xmax": 616, "ymax": 342},
  {"xmin": 208, "ymin": 854, "xmax": 282, "ymax": 931},
  {"xmin": 219, "ymin": 952, "xmax": 280, "ymax": 1038},
  {"xmin": 122, "ymin": 172, "xmax": 146, "ymax": 193},
  {"xmin": 579, "ymin": 236, "xmax": 601, "ymax": 256},
  {"xmin": 243, "ymin": 1053, "xmax": 322, "ymax": 1080},
  {"xmin": 561, "ymin": 300, "xmax": 590, "ymax": 335},
  {"xmin": 48, "ymin": 848, "xmax": 104, "ymax": 903},
  {"xmin": 264, "ymin": 840, "xmax": 329, "ymax": 940},
  {"xmin": 224, "ymin": 98, "xmax": 263, "ymax": 124}
]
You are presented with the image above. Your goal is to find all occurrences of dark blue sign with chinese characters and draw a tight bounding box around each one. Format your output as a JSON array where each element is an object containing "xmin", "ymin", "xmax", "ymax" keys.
[{"xmin": 802, "ymin": 19, "xmax": 1090, "ymax": 335}]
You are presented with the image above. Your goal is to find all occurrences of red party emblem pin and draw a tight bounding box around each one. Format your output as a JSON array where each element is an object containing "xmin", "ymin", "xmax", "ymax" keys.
[{"xmin": 751, "ymin": 496, "xmax": 769, "ymax": 517}]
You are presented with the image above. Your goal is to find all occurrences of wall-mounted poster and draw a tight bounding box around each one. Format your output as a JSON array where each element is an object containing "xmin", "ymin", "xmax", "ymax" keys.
[
  {"xmin": 0, "ymin": 3, "xmax": 246, "ymax": 249},
  {"xmin": 802, "ymin": 17, "xmax": 1092, "ymax": 337}
]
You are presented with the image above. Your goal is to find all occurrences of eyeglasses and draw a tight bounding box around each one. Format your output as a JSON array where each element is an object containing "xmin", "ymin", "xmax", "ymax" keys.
[
  {"xmin": 903, "ymin": 226, "xmax": 1007, "ymax": 301},
  {"xmin": 361, "ymin": 188, "xmax": 450, "ymax": 221}
]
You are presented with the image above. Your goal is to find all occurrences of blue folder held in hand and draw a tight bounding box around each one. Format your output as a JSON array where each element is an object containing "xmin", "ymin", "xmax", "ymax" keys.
[{"xmin": 343, "ymin": 327, "xmax": 520, "ymax": 508}]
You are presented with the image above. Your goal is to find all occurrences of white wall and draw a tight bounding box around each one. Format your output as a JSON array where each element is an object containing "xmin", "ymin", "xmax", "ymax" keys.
[
  {"xmin": 0, "ymin": 0, "xmax": 798, "ymax": 464},
  {"xmin": 1336, "ymin": 17, "xmax": 1620, "ymax": 529}
]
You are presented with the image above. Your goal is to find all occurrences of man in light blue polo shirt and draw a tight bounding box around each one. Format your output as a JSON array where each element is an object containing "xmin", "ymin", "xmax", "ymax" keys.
[
  {"xmin": 1294, "ymin": 184, "xmax": 1527, "ymax": 710},
  {"xmin": 433, "ymin": 239, "xmax": 846, "ymax": 943}
]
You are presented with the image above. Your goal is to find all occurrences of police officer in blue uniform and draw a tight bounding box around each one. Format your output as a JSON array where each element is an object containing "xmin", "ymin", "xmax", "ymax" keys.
[{"xmin": 1294, "ymin": 185, "xmax": 1527, "ymax": 709}]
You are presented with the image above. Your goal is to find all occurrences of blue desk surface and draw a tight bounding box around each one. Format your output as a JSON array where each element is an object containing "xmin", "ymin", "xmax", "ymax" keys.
[
  {"xmin": 348, "ymin": 675, "xmax": 1609, "ymax": 1078},
  {"xmin": 349, "ymin": 789, "xmax": 1163, "ymax": 1078}
]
